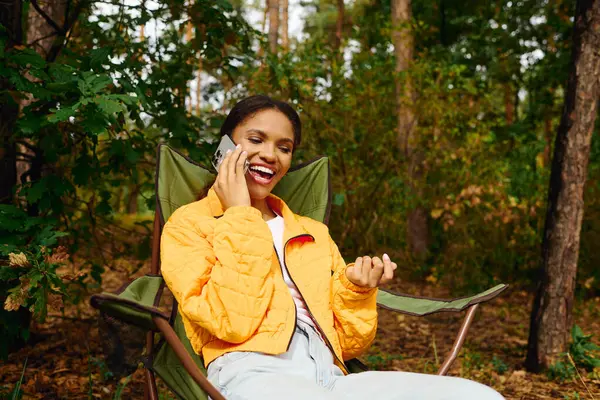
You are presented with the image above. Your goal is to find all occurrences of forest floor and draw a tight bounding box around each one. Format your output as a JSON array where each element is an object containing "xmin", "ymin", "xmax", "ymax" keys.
[{"xmin": 1, "ymin": 259, "xmax": 599, "ymax": 400}]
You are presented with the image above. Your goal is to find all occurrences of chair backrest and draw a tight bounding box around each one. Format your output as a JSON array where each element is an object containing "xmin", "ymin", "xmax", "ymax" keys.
[{"xmin": 152, "ymin": 144, "xmax": 332, "ymax": 399}]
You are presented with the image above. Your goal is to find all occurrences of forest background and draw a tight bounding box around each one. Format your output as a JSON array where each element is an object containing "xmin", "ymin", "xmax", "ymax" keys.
[{"xmin": 1, "ymin": 0, "xmax": 599, "ymax": 398}]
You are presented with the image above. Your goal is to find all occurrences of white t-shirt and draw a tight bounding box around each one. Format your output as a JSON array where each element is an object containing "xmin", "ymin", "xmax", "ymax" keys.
[{"xmin": 266, "ymin": 214, "xmax": 317, "ymax": 330}]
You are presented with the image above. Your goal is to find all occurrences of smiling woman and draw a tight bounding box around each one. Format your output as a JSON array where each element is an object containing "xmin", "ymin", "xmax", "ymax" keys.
[{"xmin": 159, "ymin": 95, "xmax": 504, "ymax": 400}]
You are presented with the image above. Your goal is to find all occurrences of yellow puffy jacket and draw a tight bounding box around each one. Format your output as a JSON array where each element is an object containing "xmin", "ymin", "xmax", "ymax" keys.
[{"xmin": 160, "ymin": 188, "xmax": 378, "ymax": 373}]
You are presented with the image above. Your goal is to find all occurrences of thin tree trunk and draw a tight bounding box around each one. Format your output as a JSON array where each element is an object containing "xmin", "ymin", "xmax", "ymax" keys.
[
  {"xmin": 334, "ymin": 0, "xmax": 344, "ymax": 52},
  {"xmin": 127, "ymin": 185, "xmax": 139, "ymax": 215},
  {"xmin": 543, "ymin": 115, "xmax": 553, "ymax": 167},
  {"xmin": 526, "ymin": 0, "xmax": 600, "ymax": 372},
  {"xmin": 268, "ymin": 0, "xmax": 279, "ymax": 54},
  {"xmin": 196, "ymin": 58, "xmax": 202, "ymax": 116},
  {"xmin": 186, "ymin": 21, "xmax": 193, "ymax": 114},
  {"xmin": 0, "ymin": 0, "xmax": 22, "ymax": 205},
  {"xmin": 16, "ymin": 0, "xmax": 68, "ymax": 211},
  {"xmin": 281, "ymin": 0, "xmax": 289, "ymax": 51},
  {"xmin": 391, "ymin": 0, "xmax": 428, "ymax": 259},
  {"xmin": 504, "ymin": 83, "xmax": 514, "ymax": 125}
]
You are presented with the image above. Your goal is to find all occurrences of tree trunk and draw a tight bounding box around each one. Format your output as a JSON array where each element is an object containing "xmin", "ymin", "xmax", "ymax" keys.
[
  {"xmin": 268, "ymin": 0, "xmax": 279, "ymax": 54},
  {"xmin": 127, "ymin": 185, "xmax": 139, "ymax": 215},
  {"xmin": 186, "ymin": 21, "xmax": 193, "ymax": 114},
  {"xmin": 526, "ymin": 0, "xmax": 600, "ymax": 372},
  {"xmin": 0, "ymin": 0, "xmax": 22, "ymax": 205},
  {"xmin": 543, "ymin": 115, "xmax": 553, "ymax": 167},
  {"xmin": 334, "ymin": 0, "xmax": 344, "ymax": 52},
  {"xmin": 196, "ymin": 58, "xmax": 202, "ymax": 116},
  {"xmin": 281, "ymin": 0, "xmax": 289, "ymax": 51},
  {"xmin": 17, "ymin": 0, "xmax": 68, "ymax": 208},
  {"xmin": 391, "ymin": 0, "xmax": 428, "ymax": 259},
  {"xmin": 504, "ymin": 83, "xmax": 514, "ymax": 125}
]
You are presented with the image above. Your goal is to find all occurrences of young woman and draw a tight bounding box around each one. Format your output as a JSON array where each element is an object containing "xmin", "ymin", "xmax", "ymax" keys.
[{"xmin": 161, "ymin": 95, "xmax": 504, "ymax": 400}]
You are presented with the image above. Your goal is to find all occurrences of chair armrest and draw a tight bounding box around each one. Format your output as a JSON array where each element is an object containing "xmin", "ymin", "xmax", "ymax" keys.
[
  {"xmin": 90, "ymin": 275, "xmax": 169, "ymax": 330},
  {"xmin": 376, "ymin": 284, "xmax": 508, "ymax": 316}
]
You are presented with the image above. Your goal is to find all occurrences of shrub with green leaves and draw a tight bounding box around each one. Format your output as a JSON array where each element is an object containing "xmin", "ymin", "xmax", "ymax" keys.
[
  {"xmin": 547, "ymin": 325, "xmax": 600, "ymax": 382},
  {"xmin": 569, "ymin": 325, "xmax": 600, "ymax": 371},
  {"xmin": 0, "ymin": 205, "xmax": 80, "ymax": 359}
]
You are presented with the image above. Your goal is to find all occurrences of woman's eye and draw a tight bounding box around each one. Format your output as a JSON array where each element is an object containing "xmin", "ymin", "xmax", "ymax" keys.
[
  {"xmin": 279, "ymin": 147, "xmax": 292, "ymax": 154},
  {"xmin": 248, "ymin": 138, "xmax": 261, "ymax": 144}
]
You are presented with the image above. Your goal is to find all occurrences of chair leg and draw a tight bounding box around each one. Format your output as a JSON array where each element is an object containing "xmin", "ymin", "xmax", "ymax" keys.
[
  {"xmin": 153, "ymin": 317, "xmax": 227, "ymax": 400},
  {"xmin": 437, "ymin": 304, "xmax": 479, "ymax": 376},
  {"xmin": 144, "ymin": 368, "xmax": 159, "ymax": 400}
]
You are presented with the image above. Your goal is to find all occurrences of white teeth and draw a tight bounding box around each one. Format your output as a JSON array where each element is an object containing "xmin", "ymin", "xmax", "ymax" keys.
[{"xmin": 250, "ymin": 165, "xmax": 275, "ymax": 176}]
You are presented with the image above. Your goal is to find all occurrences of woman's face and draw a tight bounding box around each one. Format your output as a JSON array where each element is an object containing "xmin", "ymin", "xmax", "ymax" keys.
[{"xmin": 231, "ymin": 109, "xmax": 295, "ymax": 200}]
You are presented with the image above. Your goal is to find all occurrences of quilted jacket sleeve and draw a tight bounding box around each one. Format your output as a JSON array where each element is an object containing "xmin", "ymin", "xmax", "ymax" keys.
[
  {"xmin": 329, "ymin": 237, "xmax": 378, "ymax": 360},
  {"xmin": 161, "ymin": 205, "xmax": 274, "ymax": 344}
]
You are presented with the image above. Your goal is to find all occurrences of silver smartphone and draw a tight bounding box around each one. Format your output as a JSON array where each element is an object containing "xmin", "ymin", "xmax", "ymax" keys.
[{"xmin": 211, "ymin": 135, "xmax": 249, "ymax": 173}]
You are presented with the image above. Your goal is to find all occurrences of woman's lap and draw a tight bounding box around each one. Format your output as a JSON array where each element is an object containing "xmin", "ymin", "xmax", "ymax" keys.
[
  {"xmin": 331, "ymin": 370, "xmax": 504, "ymax": 400},
  {"xmin": 209, "ymin": 367, "xmax": 504, "ymax": 400},
  {"xmin": 207, "ymin": 323, "xmax": 504, "ymax": 400}
]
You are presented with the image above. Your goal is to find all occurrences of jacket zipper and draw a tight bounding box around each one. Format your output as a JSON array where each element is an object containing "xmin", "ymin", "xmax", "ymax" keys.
[
  {"xmin": 280, "ymin": 234, "xmax": 348, "ymax": 373},
  {"xmin": 273, "ymin": 245, "xmax": 297, "ymax": 352}
]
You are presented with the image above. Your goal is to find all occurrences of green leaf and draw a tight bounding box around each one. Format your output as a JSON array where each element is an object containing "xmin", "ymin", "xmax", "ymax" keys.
[
  {"xmin": 81, "ymin": 107, "xmax": 108, "ymax": 134},
  {"xmin": 333, "ymin": 193, "xmax": 345, "ymax": 206},
  {"xmin": 48, "ymin": 102, "xmax": 80, "ymax": 123},
  {"xmin": 95, "ymin": 97, "xmax": 124, "ymax": 115},
  {"xmin": 80, "ymin": 72, "xmax": 112, "ymax": 94},
  {"xmin": 571, "ymin": 325, "xmax": 584, "ymax": 342},
  {"xmin": 89, "ymin": 47, "xmax": 112, "ymax": 69},
  {"xmin": 9, "ymin": 48, "xmax": 46, "ymax": 68},
  {"xmin": 17, "ymin": 112, "xmax": 45, "ymax": 134}
]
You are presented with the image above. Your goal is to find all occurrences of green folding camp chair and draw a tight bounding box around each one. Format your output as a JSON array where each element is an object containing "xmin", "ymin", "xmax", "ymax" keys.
[{"xmin": 90, "ymin": 144, "xmax": 507, "ymax": 400}]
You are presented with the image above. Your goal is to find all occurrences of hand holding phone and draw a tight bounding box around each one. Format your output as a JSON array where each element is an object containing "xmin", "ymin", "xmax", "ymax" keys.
[
  {"xmin": 212, "ymin": 135, "xmax": 249, "ymax": 173},
  {"xmin": 213, "ymin": 142, "xmax": 252, "ymax": 211}
]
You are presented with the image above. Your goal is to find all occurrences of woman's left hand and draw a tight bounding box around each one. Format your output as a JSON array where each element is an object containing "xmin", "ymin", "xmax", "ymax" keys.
[{"xmin": 345, "ymin": 254, "xmax": 397, "ymax": 289}]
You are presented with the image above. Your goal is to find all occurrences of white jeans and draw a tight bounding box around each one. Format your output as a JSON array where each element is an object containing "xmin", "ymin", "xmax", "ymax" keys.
[{"xmin": 207, "ymin": 321, "xmax": 505, "ymax": 400}]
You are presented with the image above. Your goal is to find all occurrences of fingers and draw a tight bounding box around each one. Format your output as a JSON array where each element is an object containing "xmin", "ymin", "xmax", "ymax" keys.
[
  {"xmin": 347, "ymin": 255, "xmax": 398, "ymax": 288},
  {"xmin": 236, "ymin": 150, "xmax": 248, "ymax": 180},
  {"xmin": 348, "ymin": 257, "xmax": 363, "ymax": 283},
  {"xmin": 369, "ymin": 257, "xmax": 384, "ymax": 287},
  {"xmin": 216, "ymin": 149, "xmax": 231, "ymax": 188},
  {"xmin": 228, "ymin": 144, "xmax": 243, "ymax": 179},
  {"xmin": 380, "ymin": 253, "xmax": 395, "ymax": 284}
]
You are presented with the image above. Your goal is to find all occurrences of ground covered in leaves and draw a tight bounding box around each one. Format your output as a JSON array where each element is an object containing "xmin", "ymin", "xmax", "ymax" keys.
[{"xmin": 1, "ymin": 264, "xmax": 599, "ymax": 399}]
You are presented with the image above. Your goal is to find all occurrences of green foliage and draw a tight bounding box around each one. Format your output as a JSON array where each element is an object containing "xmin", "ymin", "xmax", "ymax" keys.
[
  {"xmin": 0, "ymin": 205, "xmax": 73, "ymax": 359},
  {"xmin": 569, "ymin": 325, "xmax": 600, "ymax": 371},
  {"xmin": 364, "ymin": 352, "xmax": 404, "ymax": 370},
  {"xmin": 547, "ymin": 359, "xmax": 576, "ymax": 382},
  {"xmin": 491, "ymin": 356, "xmax": 509, "ymax": 375},
  {"xmin": 11, "ymin": 358, "xmax": 27, "ymax": 400},
  {"xmin": 547, "ymin": 325, "xmax": 600, "ymax": 382},
  {"xmin": 113, "ymin": 375, "xmax": 132, "ymax": 400}
]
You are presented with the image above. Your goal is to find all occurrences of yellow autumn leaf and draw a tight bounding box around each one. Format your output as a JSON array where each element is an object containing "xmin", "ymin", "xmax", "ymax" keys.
[
  {"xmin": 8, "ymin": 252, "xmax": 30, "ymax": 268},
  {"xmin": 431, "ymin": 209, "xmax": 444, "ymax": 219}
]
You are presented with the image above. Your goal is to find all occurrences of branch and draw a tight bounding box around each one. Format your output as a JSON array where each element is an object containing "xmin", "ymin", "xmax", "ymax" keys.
[
  {"xmin": 64, "ymin": 0, "xmax": 72, "ymax": 31},
  {"xmin": 30, "ymin": 0, "xmax": 65, "ymax": 35},
  {"xmin": 15, "ymin": 140, "xmax": 40, "ymax": 154},
  {"xmin": 28, "ymin": 32, "xmax": 59, "ymax": 47},
  {"xmin": 15, "ymin": 152, "xmax": 35, "ymax": 160}
]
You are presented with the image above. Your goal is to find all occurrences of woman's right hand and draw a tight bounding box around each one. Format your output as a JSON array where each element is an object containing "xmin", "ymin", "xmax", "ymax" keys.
[{"xmin": 213, "ymin": 144, "xmax": 252, "ymax": 211}]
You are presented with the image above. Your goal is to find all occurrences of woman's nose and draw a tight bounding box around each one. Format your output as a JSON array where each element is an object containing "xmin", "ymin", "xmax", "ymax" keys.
[{"xmin": 259, "ymin": 145, "xmax": 276, "ymax": 162}]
